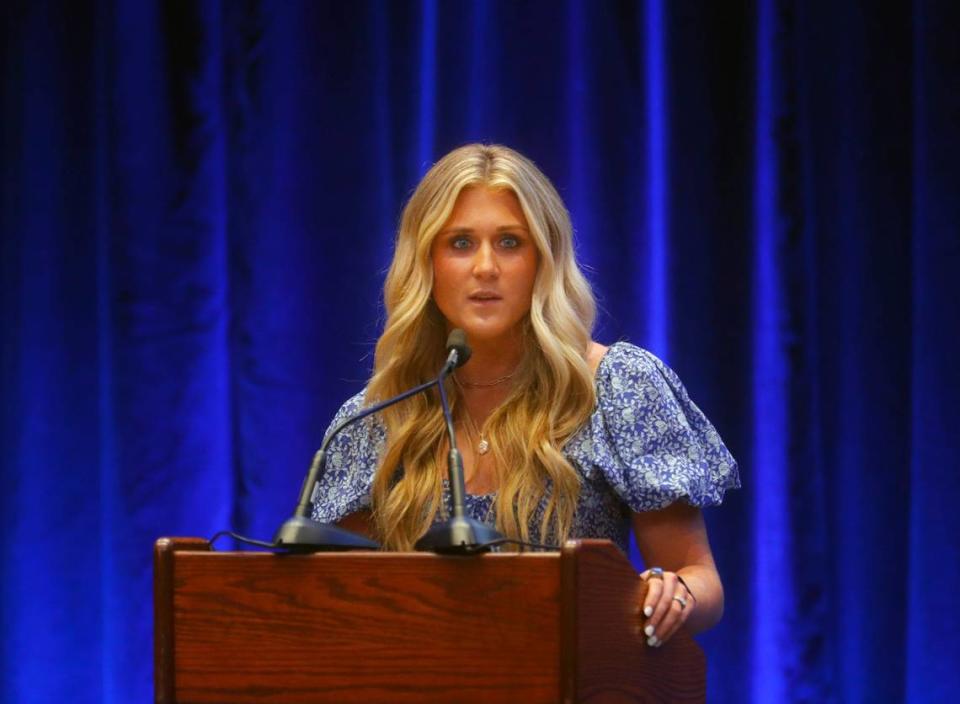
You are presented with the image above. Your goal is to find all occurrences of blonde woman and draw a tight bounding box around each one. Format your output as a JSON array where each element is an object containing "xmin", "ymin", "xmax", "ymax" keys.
[{"xmin": 311, "ymin": 144, "xmax": 739, "ymax": 645}]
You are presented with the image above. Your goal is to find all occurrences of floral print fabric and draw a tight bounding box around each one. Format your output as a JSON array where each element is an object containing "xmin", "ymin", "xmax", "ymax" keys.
[{"xmin": 311, "ymin": 342, "xmax": 740, "ymax": 552}]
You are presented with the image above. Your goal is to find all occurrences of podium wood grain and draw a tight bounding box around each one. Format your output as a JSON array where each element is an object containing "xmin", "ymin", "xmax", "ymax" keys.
[{"xmin": 155, "ymin": 538, "xmax": 705, "ymax": 703}]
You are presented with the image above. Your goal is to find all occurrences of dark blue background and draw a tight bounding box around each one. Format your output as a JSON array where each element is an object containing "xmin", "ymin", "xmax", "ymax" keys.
[{"xmin": 2, "ymin": 1, "xmax": 958, "ymax": 701}]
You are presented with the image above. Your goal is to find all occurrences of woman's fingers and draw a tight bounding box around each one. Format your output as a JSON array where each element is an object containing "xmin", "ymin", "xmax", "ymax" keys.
[
  {"xmin": 653, "ymin": 587, "xmax": 690, "ymax": 645},
  {"xmin": 640, "ymin": 569, "xmax": 664, "ymax": 620},
  {"xmin": 645, "ymin": 572, "xmax": 676, "ymax": 643},
  {"xmin": 640, "ymin": 571, "xmax": 693, "ymax": 647}
]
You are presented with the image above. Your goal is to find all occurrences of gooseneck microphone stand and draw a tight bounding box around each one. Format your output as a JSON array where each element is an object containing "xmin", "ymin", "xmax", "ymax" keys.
[
  {"xmin": 414, "ymin": 332, "xmax": 505, "ymax": 554},
  {"xmin": 273, "ymin": 330, "xmax": 477, "ymax": 551},
  {"xmin": 272, "ymin": 377, "xmax": 442, "ymax": 551}
]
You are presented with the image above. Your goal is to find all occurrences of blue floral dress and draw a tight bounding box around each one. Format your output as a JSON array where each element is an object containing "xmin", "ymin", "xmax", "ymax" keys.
[{"xmin": 311, "ymin": 342, "xmax": 740, "ymax": 552}]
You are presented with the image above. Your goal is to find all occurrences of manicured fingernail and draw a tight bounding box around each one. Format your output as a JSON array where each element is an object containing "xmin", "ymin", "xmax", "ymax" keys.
[
  {"xmin": 644, "ymin": 606, "xmax": 653, "ymax": 617},
  {"xmin": 647, "ymin": 635, "xmax": 657, "ymax": 646},
  {"xmin": 644, "ymin": 624, "xmax": 655, "ymax": 637}
]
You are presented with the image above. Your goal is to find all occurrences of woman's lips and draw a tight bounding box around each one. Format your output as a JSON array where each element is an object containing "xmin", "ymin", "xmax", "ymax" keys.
[{"xmin": 468, "ymin": 293, "xmax": 502, "ymax": 304}]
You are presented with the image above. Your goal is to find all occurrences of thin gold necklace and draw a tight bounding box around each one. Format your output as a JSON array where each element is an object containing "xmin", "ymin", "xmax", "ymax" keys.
[
  {"xmin": 454, "ymin": 369, "xmax": 517, "ymax": 389},
  {"xmin": 452, "ymin": 373, "xmax": 512, "ymax": 454},
  {"xmin": 459, "ymin": 404, "xmax": 490, "ymax": 455}
]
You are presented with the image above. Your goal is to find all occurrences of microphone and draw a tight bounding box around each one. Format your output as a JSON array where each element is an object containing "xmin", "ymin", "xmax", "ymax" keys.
[
  {"xmin": 273, "ymin": 330, "xmax": 473, "ymax": 551},
  {"xmin": 443, "ymin": 328, "xmax": 472, "ymax": 372},
  {"xmin": 415, "ymin": 332, "xmax": 505, "ymax": 554}
]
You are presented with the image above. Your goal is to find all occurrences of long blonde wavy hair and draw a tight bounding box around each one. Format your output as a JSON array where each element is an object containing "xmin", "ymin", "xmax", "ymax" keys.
[{"xmin": 368, "ymin": 144, "xmax": 597, "ymax": 550}]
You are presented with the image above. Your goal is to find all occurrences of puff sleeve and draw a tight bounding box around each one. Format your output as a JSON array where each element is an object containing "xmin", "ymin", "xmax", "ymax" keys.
[
  {"xmin": 309, "ymin": 390, "xmax": 385, "ymax": 523},
  {"xmin": 568, "ymin": 343, "xmax": 739, "ymax": 512}
]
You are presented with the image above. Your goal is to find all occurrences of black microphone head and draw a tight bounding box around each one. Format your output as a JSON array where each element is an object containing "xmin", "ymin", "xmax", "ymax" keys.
[{"xmin": 446, "ymin": 329, "xmax": 472, "ymax": 369}]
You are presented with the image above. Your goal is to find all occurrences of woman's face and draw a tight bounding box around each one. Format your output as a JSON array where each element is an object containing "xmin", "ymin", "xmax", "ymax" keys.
[{"xmin": 430, "ymin": 186, "xmax": 539, "ymax": 348}]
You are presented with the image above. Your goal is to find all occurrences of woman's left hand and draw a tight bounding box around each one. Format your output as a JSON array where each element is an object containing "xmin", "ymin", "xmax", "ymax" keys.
[{"xmin": 637, "ymin": 567, "xmax": 694, "ymax": 647}]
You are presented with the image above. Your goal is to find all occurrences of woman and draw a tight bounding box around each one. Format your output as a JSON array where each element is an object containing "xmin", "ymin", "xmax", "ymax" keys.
[{"xmin": 311, "ymin": 144, "xmax": 739, "ymax": 646}]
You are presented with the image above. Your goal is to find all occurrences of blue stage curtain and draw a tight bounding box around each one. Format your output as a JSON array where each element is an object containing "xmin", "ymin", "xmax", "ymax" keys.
[{"xmin": 1, "ymin": 1, "xmax": 957, "ymax": 701}]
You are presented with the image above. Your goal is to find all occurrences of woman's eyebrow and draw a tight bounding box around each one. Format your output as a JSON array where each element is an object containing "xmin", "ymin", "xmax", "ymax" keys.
[{"xmin": 439, "ymin": 224, "xmax": 529, "ymax": 234}]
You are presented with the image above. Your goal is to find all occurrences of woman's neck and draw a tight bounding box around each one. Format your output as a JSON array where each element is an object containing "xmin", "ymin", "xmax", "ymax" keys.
[
  {"xmin": 453, "ymin": 335, "xmax": 524, "ymax": 424},
  {"xmin": 456, "ymin": 344, "xmax": 522, "ymax": 385}
]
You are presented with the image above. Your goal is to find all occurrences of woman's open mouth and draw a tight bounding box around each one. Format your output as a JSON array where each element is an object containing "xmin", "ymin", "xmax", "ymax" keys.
[{"xmin": 468, "ymin": 291, "xmax": 503, "ymax": 304}]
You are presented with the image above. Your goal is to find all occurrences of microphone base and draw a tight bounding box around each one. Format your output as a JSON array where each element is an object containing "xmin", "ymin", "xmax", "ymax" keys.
[
  {"xmin": 272, "ymin": 515, "xmax": 379, "ymax": 552},
  {"xmin": 415, "ymin": 516, "xmax": 505, "ymax": 554}
]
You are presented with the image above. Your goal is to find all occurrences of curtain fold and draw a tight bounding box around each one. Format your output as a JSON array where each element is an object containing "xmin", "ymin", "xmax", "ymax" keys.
[
  {"xmin": 906, "ymin": 2, "xmax": 960, "ymax": 702},
  {"xmin": 2, "ymin": 1, "xmax": 957, "ymax": 701}
]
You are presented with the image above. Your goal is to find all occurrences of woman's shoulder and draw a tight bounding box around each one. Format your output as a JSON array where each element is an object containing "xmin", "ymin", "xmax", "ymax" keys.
[
  {"xmin": 593, "ymin": 341, "xmax": 711, "ymax": 423},
  {"xmin": 320, "ymin": 387, "xmax": 386, "ymax": 479},
  {"xmin": 333, "ymin": 387, "xmax": 368, "ymax": 418},
  {"xmin": 593, "ymin": 340, "xmax": 665, "ymax": 386},
  {"xmin": 586, "ymin": 341, "xmax": 609, "ymax": 376},
  {"xmin": 571, "ymin": 339, "xmax": 740, "ymax": 510},
  {"xmin": 324, "ymin": 387, "xmax": 385, "ymax": 444},
  {"xmin": 311, "ymin": 386, "xmax": 383, "ymax": 523},
  {"xmin": 326, "ymin": 388, "xmax": 367, "ymax": 430}
]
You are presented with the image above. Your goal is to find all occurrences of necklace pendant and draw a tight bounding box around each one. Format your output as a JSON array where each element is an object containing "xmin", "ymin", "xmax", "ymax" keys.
[{"xmin": 477, "ymin": 439, "xmax": 490, "ymax": 455}]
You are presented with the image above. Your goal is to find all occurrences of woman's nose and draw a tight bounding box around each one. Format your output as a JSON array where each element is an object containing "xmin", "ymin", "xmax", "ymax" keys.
[{"xmin": 472, "ymin": 242, "xmax": 500, "ymax": 278}]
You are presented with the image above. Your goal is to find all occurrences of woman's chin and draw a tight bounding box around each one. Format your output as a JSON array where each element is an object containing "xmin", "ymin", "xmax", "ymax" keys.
[{"xmin": 457, "ymin": 321, "xmax": 523, "ymax": 347}]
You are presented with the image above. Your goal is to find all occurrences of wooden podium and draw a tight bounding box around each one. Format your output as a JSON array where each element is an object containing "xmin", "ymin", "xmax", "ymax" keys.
[{"xmin": 155, "ymin": 537, "xmax": 705, "ymax": 703}]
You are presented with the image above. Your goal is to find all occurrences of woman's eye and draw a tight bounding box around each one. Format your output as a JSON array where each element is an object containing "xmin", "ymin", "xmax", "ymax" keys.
[
  {"xmin": 452, "ymin": 237, "xmax": 471, "ymax": 249},
  {"xmin": 500, "ymin": 235, "xmax": 520, "ymax": 248}
]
